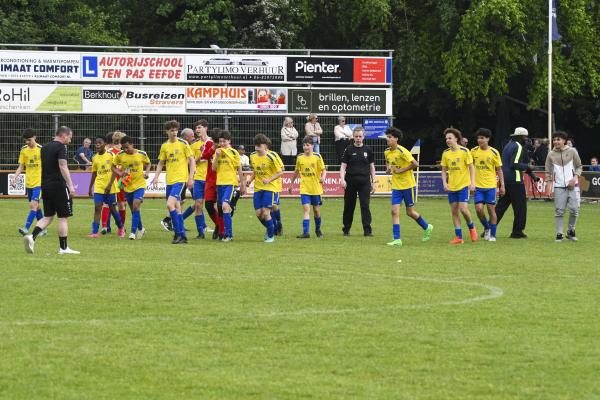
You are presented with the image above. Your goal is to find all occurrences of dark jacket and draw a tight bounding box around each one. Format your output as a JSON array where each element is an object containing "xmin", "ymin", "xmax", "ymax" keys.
[{"xmin": 501, "ymin": 140, "xmax": 530, "ymax": 185}]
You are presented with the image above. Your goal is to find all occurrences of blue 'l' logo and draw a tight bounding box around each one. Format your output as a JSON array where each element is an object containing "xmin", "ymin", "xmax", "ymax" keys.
[{"xmin": 82, "ymin": 56, "xmax": 98, "ymax": 77}]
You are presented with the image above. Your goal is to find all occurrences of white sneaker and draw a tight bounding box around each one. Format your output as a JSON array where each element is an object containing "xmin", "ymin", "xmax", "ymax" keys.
[
  {"xmin": 129, "ymin": 233, "xmax": 136, "ymax": 240},
  {"xmin": 483, "ymin": 229, "xmax": 491, "ymax": 241},
  {"xmin": 488, "ymin": 236, "xmax": 497, "ymax": 242},
  {"xmin": 135, "ymin": 227, "xmax": 146, "ymax": 240},
  {"xmin": 58, "ymin": 247, "xmax": 80, "ymax": 255},
  {"xmin": 39, "ymin": 229, "xmax": 48, "ymax": 237},
  {"xmin": 205, "ymin": 227, "xmax": 214, "ymax": 233},
  {"xmin": 23, "ymin": 234, "xmax": 35, "ymax": 254}
]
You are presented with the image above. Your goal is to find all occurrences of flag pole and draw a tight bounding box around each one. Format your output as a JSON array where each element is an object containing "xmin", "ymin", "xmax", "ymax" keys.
[
  {"xmin": 415, "ymin": 152, "xmax": 420, "ymax": 202},
  {"xmin": 547, "ymin": 0, "xmax": 553, "ymax": 143}
]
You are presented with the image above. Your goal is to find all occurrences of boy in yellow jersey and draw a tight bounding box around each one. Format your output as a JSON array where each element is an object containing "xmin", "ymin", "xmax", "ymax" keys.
[
  {"xmin": 12, "ymin": 129, "xmax": 46, "ymax": 236},
  {"xmin": 288, "ymin": 136, "xmax": 327, "ymax": 238},
  {"xmin": 471, "ymin": 128, "xmax": 505, "ymax": 241},
  {"xmin": 384, "ymin": 127, "xmax": 433, "ymax": 246},
  {"xmin": 88, "ymin": 136, "xmax": 125, "ymax": 238},
  {"xmin": 268, "ymin": 148, "xmax": 285, "ymax": 236},
  {"xmin": 108, "ymin": 136, "xmax": 152, "ymax": 240},
  {"xmin": 248, "ymin": 134, "xmax": 284, "ymax": 243},
  {"xmin": 441, "ymin": 128, "xmax": 477, "ymax": 244},
  {"xmin": 212, "ymin": 130, "xmax": 246, "ymax": 241},
  {"xmin": 151, "ymin": 120, "xmax": 195, "ymax": 244}
]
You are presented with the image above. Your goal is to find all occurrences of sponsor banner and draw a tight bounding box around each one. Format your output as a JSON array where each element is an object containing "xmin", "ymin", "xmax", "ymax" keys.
[
  {"xmin": 0, "ymin": 50, "xmax": 80, "ymax": 81},
  {"xmin": 7, "ymin": 174, "xmax": 26, "ymax": 195},
  {"xmin": 580, "ymin": 172, "xmax": 600, "ymax": 198},
  {"xmin": 186, "ymin": 55, "xmax": 286, "ymax": 82},
  {"xmin": 82, "ymin": 86, "xmax": 186, "ymax": 114},
  {"xmin": 287, "ymin": 56, "xmax": 391, "ymax": 84},
  {"xmin": 363, "ymin": 118, "xmax": 390, "ymax": 139},
  {"xmin": 0, "ymin": 84, "xmax": 81, "ymax": 113},
  {"xmin": 81, "ymin": 53, "xmax": 185, "ymax": 82},
  {"xmin": 289, "ymin": 88, "xmax": 392, "ymax": 116},
  {"xmin": 185, "ymin": 87, "xmax": 287, "ymax": 112}
]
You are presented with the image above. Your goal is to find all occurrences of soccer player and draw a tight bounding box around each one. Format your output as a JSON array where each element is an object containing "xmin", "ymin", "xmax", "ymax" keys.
[
  {"xmin": 12, "ymin": 128, "xmax": 46, "ymax": 236},
  {"xmin": 23, "ymin": 126, "xmax": 79, "ymax": 254},
  {"xmin": 267, "ymin": 145, "xmax": 285, "ymax": 236},
  {"xmin": 212, "ymin": 130, "xmax": 246, "ymax": 241},
  {"xmin": 101, "ymin": 131, "xmax": 127, "ymax": 234},
  {"xmin": 108, "ymin": 136, "xmax": 152, "ymax": 240},
  {"xmin": 187, "ymin": 120, "xmax": 210, "ymax": 238},
  {"xmin": 88, "ymin": 137, "xmax": 125, "ymax": 238},
  {"xmin": 203, "ymin": 128, "xmax": 225, "ymax": 240},
  {"xmin": 151, "ymin": 120, "xmax": 195, "ymax": 244},
  {"xmin": 441, "ymin": 128, "xmax": 478, "ymax": 244},
  {"xmin": 249, "ymin": 133, "xmax": 284, "ymax": 243},
  {"xmin": 384, "ymin": 127, "xmax": 433, "ymax": 246},
  {"xmin": 288, "ymin": 136, "xmax": 326, "ymax": 239},
  {"xmin": 471, "ymin": 128, "xmax": 505, "ymax": 241}
]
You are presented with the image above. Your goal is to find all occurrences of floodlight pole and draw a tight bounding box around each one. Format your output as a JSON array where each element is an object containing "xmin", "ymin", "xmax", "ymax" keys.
[{"xmin": 547, "ymin": 0, "xmax": 553, "ymax": 143}]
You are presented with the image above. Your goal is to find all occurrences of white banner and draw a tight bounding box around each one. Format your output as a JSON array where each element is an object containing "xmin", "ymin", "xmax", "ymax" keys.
[
  {"xmin": 185, "ymin": 87, "xmax": 287, "ymax": 112},
  {"xmin": 81, "ymin": 53, "xmax": 185, "ymax": 82},
  {"xmin": 0, "ymin": 84, "xmax": 81, "ymax": 113},
  {"xmin": 185, "ymin": 55, "xmax": 287, "ymax": 82},
  {"xmin": 0, "ymin": 51, "xmax": 80, "ymax": 81},
  {"xmin": 82, "ymin": 86, "xmax": 186, "ymax": 114}
]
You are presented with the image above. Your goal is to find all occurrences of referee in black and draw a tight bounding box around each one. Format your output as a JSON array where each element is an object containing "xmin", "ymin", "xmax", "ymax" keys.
[
  {"xmin": 340, "ymin": 126, "xmax": 376, "ymax": 236},
  {"xmin": 24, "ymin": 126, "xmax": 79, "ymax": 254}
]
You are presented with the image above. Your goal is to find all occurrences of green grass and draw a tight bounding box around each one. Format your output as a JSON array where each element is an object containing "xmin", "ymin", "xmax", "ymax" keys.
[{"xmin": 1, "ymin": 197, "xmax": 599, "ymax": 399}]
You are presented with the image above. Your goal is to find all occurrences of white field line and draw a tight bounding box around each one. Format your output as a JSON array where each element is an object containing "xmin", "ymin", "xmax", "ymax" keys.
[{"xmin": 0, "ymin": 267, "xmax": 504, "ymax": 327}]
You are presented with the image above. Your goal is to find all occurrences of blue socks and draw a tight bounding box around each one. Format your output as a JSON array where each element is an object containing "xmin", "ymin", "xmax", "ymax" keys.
[
  {"xmin": 131, "ymin": 210, "xmax": 140, "ymax": 234},
  {"xmin": 490, "ymin": 223, "xmax": 497, "ymax": 237},
  {"xmin": 36, "ymin": 209, "xmax": 43, "ymax": 220},
  {"xmin": 271, "ymin": 209, "xmax": 281, "ymax": 225},
  {"xmin": 92, "ymin": 221, "xmax": 100, "ymax": 234},
  {"xmin": 266, "ymin": 219, "xmax": 275, "ymax": 238},
  {"xmin": 169, "ymin": 210, "xmax": 180, "ymax": 235},
  {"xmin": 25, "ymin": 210, "xmax": 37, "ymax": 230},
  {"xmin": 393, "ymin": 224, "xmax": 400, "ymax": 240},
  {"xmin": 467, "ymin": 221, "xmax": 475, "ymax": 230},
  {"xmin": 110, "ymin": 208, "xmax": 123, "ymax": 229},
  {"xmin": 303, "ymin": 219, "xmax": 309, "ymax": 235},
  {"xmin": 455, "ymin": 227, "xmax": 463, "ymax": 239},
  {"xmin": 416, "ymin": 216, "xmax": 428, "ymax": 230},
  {"xmin": 479, "ymin": 218, "xmax": 490, "ymax": 230},
  {"xmin": 182, "ymin": 206, "xmax": 194, "ymax": 220},
  {"xmin": 223, "ymin": 212, "xmax": 233, "ymax": 238},
  {"xmin": 195, "ymin": 214, "xmax": 205, "ymax": 234},
  {"xmin": 314, "ymin": 216, "xmax": 321, "ymax": 231}
]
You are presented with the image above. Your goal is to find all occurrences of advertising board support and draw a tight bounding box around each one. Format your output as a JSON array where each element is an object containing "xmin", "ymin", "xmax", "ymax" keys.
[{"xmin": 139, "ymin": 115, "xmax": 146, "ymax": 151}]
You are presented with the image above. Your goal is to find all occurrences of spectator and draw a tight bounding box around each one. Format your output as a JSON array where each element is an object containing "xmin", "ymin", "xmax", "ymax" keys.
[
  {"xmin": 566, "ymin": 138, "xmax": 576, "ymax": 152},
  {"xmin": 304, "ymin": 113, "xmax": 323, "ymax": 154},
  {"xmin": 461, "ymin": 137, "xmax": 469, "ymax": 148},
  {"xmin": 530, "ymin": 138, "xmax": 541, "ymax": 163},
  {"xmin": 280, "ymin": 117, "xmax": 298, "ymax": 166},
  {"xmin": 74, "ymin": 138, "xmax": 93, "ymax": 170},
  {"xmin": 238, "ymin": 145, "xmax": 251, "ymax": 171},
  {"xmin": 589, "ymin": 157, "xmax": 600, "ymax": 171},
  {"xmin": 334, "ymin": 116, "xmax": 353, "ymax": 164},
  {"xmin": 533, "ymin": 138, "xmax": 548, "ymax": 166}
]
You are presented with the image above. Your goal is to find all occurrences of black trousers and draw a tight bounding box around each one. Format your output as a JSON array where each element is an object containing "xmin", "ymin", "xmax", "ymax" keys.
[
  {"xmin": 335, "ymin": 139, "xmax": 351, "ymax": 164},
  {"xmin": 281, "ymin": 155, "xmax": 296, "ymax": 168},
  {"xmin": 343, "ymin": 176, "xmax": 372, "ymax": 233},
  {"xmin": 496, "ymin": 183, "xmax": 527, "ymax": 234}
]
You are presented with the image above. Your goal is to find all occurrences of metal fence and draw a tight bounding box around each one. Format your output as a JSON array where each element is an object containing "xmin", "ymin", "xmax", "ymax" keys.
[{"xmin": 0, "ymin": 113, "xmax": 393, "ymax": 169}]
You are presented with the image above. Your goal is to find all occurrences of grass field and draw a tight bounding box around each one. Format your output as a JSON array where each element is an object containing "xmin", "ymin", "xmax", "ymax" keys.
[{"xmin": 1, "ymin": 196, "xmax": 599, "ymax": 399}]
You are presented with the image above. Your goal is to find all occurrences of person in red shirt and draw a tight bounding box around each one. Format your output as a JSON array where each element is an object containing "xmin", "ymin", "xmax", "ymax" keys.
[{"xmin": 101, "ymin": 131, "xmax": 127, "ymax": 233}]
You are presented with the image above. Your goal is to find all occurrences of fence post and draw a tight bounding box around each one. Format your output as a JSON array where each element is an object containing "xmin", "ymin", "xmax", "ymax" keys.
[
  {"xmin": 224, "ymin": 114, "xmax": 230, "ymax": 131},
  {"xmin": 139, "ymin": 115, "xmax": 146, "ymax": 151},
  {"xmin": 53, "ymin": 114, "xmax": 60, "ymax": 131}
]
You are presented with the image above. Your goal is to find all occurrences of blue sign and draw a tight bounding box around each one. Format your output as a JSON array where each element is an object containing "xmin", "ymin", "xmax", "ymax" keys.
[
  {"xmin": 82, "ymin": 56, "xmax": 98, "ymax": 78},
  {"xmin": 364, "ymin": 118, "xmax": 390, "ymax": 139}
]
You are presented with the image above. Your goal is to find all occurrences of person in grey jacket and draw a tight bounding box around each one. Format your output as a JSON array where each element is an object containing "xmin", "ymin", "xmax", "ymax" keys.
[
  {"xmin": 280, "ymin": 117, "xmax": 299, "ymax": 166},
  {"xmin": 544, "ymin": 131, "xmax": 583, "ymax": 242}
]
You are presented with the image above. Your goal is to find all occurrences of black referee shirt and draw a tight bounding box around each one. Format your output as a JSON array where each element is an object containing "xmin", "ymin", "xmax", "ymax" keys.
[
  {"xmin": 342, "ymin": 144, "xmax": 374, "ymax": 178},
  {"xmin": 41, "ymin": 140, "xmax": 68, "ymax": 190}
]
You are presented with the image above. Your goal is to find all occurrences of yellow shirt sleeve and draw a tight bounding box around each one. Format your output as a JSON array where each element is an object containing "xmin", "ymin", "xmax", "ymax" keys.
[
  {"xmin": 18, "ymin": 149, "xmax": 25, "ymax": 165},
  {"xmin": 158, "ymin": 144, "xmax": 167, "ymax": 161}
]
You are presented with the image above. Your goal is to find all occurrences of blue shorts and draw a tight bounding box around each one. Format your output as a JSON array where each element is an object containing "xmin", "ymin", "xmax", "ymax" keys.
[
  {"xmin": 126, "ymin": 188, "xmax": 145, "ymax": 205},
  {"xmin": 448, "ymin": 186, "xmax": 470, "ymax": 203},
  {"xmin": 301, "ymin": 194, "xmax": 321, "ymax": 206},
  {"xmin": 93, "ymin": 193, "xmax": 117, "ymax": 205},
  {"xmin": 273, "ymin": 192, "xmax": 280, "ymax": 206},
  {"xmin": 166, "ymin": 182, "xmax": 185, "ymax": 201},
  {"xmin": 253, "ymin": 190, "xmax": 275, "ymax": 210},
  {"xmin": 474, "ymin": 188, "xmax": 497, "ymax": 205},
  {"xmin": 192, "ymin": 180, "xmax": 206, "ymax": 201},
  {"xmin": 27, "ymin": 186, "xmax": 41, "ymax": 202},
  {"xmin": 217, "ymin": 185, "xmax": 235, "ymax": 205},
  {"xmin": 391, "ymin": 188, "xmax": 415, "ymax": 207}
]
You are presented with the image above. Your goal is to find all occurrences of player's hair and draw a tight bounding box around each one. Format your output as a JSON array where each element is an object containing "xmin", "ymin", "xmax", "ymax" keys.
[
  {"xmin": 22, "ymin": 128, "xmax": 36, "ymax": 139},
  {"xmin": 353, "ymin": 126, "xmax": 365, "ymax": 136},
  {"xmin": 193, "ymin": 119, "xmax": 208, "ymax": 129},
  {"xmin": 55, "ymin": 126, "xmax": 72, "ymax": 137},
  {"xmin": 254, "ymin": 133, "xmax": 271, "ymax": 147},
  {"xmin": 111, "ymin": 130, "xmax": 126, "ymax": 144},
  {"xmin": 553, "ymin": 130, "xmax": 568, "ymax": 140},
  {"xmin": 444, "ymin": 127, "xmax": 463, "ymax": 142},
  {"xmin": 591, "ymin": 156, "xmax": 598, "ymax": 162},
  {"xmin": 105, "ymin": 132, "xmax": 114, "ymax": 144},
  {"xmin": 218, "ymin": 130, "xmax": 232, "ymax": 141},
  {"xmin": 385, "ymin": 127, "xmax": 403, "ymax": 140},
  {"xmin": 120, "ymin": 136, "xmax": 134, "ymax": 146},
  {"xmin": 211, "ymin": 127, "xmax": 222, "ymax": 138},
  {"xmin": 164, "ymin": 120, "xmax": 180, "ymax": 131},
  {"xmin": 475, "ymin": 128, "xmax": 492, "ymax": 138},
  {"xmin": 95, "ymin": 136, "xmax": 105, "ymax": 143},
  {"xmin": 302, "ymin": 136, "xmax": 314, "ymax": 145}
]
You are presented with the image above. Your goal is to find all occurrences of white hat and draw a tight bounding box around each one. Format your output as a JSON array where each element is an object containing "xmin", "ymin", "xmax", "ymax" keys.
[{"xmin": 511, "ymin": 127, "xmax": 529, "ymax": 137}]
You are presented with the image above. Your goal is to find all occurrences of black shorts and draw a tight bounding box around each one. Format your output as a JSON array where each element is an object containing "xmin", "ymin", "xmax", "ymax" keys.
[{"xmin": 42, "ymin": 186, "xmax": 73, "ymax": 218}]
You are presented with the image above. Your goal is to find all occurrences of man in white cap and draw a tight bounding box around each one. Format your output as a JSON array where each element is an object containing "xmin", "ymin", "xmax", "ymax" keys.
[{"xmin": 496, "ymin": 127, "xmax": 537, "ymax": 238}]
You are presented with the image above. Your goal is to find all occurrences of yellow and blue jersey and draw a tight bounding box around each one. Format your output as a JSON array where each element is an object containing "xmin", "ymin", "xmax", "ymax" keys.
[
  {"xmin": 441, "ymin": 146, "xmax": 473, "ymax": 191},
  {"xmin": 92, "ymin": 152, "xmax": 118, "ymax": 194},
  {"xmin": 384, "ymin": 145, "xmax": 416, "ymax": 190},
  {"xmin": 250, "ymin": 151, "xmax": 284, "ymax": 192},
  {"xmin": 295, "ymin": 153, "xmax": 326, "ymax": 195},
  {"xmin": 471, "ymin": 146, "xmax": 502, "ymax": 189},
  {"xmin": 216, "ymin": 147, "xmax": 241, "ymax": 186},
  {"xmin": 190, "ymin": 139, "xmax": 208, "ymax": 181},
  {"xmin": 113, "ymin": 150, "xmax": 151, "ymax": 192},
  {"xmin": 158, "ymin": 138, "xmax": 193, "ymax": 185},
  {"xmin": 269, "ymin": 151, "xmax": 284, "ymax": 192},
  {"xmin": 18, "ymin": 144, "xmax": 42, "ymax": 188}
]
